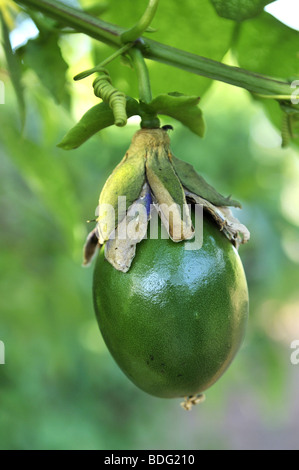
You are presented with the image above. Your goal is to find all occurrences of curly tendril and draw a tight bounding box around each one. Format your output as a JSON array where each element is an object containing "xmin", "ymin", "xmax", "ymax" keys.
[{"xmin": 93, "ymin": 69, "xmax": 127, "ymax": 127}]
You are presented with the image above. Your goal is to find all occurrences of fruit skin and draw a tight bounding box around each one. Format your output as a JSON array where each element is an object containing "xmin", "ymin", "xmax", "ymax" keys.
[{"xmin": 93, "ymin": 215, "xmax": 249, "ymax": 399}]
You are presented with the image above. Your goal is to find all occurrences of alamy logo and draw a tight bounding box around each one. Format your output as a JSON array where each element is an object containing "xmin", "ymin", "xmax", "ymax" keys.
[
  {"xmin": 290, "ymin": 340, "xmax": 299, "ymax": 365},
  {"xmin": 0, "ymin": 341, "xmax": 5, "ymax": 364},
  {"xmin": 291, "ymin": 80, "xmax": 299, "ymax": 105},
  {"xmin": 95, "ymin": 199, "xmax": 204, "ymax": 251},
  {"xmin": 0, "ymin": 81, "xmax": 4, "ymax": 105}
]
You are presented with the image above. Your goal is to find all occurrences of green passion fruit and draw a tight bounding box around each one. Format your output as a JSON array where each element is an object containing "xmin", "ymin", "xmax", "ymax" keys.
[{"xmin": 93, "ymin": 214, "xmax": 249, "ymax": 399}]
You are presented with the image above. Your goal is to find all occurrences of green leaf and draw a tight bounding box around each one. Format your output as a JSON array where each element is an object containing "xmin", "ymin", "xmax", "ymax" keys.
[
  {"xmin": 58, "ymin": 97, "xmax": 140, "ymax": 150},
  {"xmin": 143, "ymin": 92, "xmax": 205, "ymax": 137},
  {"xmin": 80, "ymin": 1, "xmax": 109, "ymax": 17},
  {"xmin": 236, "ymin": 12, "xmax": 299, "ymax": 81},
  {"xmin": 280, "ymin": 103, "xmax": 299, "ymax": 148},
  {"xmin": 210, "ymin": 0, "xmax": 274, "ymax": 22},
  {"xmin": 99, "ymin": 0, "xmax": 235, "ymax": 97},
  {"xmin": 235, "ymin": 12, "xmax": 299, "ymax": 146},
  {"xmin": 1, "ymin": 14, "xmax": 26, "ymax": 127},
  {"xmin": 172, "ymin": 155, "xmax": 242, "ymax": 208},
  {"xmin": 250, "ymin": 95, "xmax": 299, "ymax": 148},
  {"xmin": 23, "ymin": 34, "xmax": 68, "ymax": 104}
]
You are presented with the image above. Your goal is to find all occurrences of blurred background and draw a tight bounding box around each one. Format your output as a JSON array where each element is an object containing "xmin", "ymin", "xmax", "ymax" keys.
[{"xmin": 0, "ymin": 0, "xmax": 299, "ymax": 450}]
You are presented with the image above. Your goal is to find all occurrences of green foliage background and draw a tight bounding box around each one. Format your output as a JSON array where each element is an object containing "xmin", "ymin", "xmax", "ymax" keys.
[{"xmin": 0, "ymin": 0, "xmax": 299, "ymax": 450}]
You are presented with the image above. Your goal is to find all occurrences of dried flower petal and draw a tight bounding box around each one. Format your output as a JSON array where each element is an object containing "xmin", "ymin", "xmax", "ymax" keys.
[
  {"xmin": 105, "ymin": 183, "xmax": 152, "ymax": 272},
  {"xmin": 185, "ymin": 189, "xmax": 250, "ymax": 248},
  {"xmin": 83, "ymin": 228, "xmax": 100, "ymax": 267}
]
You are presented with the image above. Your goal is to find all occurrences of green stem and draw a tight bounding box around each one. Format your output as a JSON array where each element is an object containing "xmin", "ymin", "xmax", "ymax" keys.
[
  {"xmin": 139, "ymin": 40, "xmax": 292, "ymax": 97},
  {"xmin": 129, "ymin": 48, "xmax": 160, "ymax": 128},
  {"xmin": 16, "ymin": 0, "xmax": 294, "ymax": 100},
  {"xmin": 253, "ymin": 93, "xmax": 296, "ymax": 100},
  {"xmin": 129, "ymin": 48, "xmax": 152, "ymax": 103},
  {"xmin": 74, "ymin": 43, "xmax": 134, "ymax": 81},
  {"xmin": 121, "ymin": 0, "xmax": 160, "ymax": 43},
  {"xmin": 17, "ymin": 0, "xmax": 123, "ymax": 47}
]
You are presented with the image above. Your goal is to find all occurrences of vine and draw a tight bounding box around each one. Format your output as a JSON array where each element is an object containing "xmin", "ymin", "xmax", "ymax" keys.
[
  {"xmin": 15, "ymin": 0, "xmax": 296, "ymax": 98},
  {"xmin": 11, "ymin": 0, "xmax": 299, "ymax": 146}
]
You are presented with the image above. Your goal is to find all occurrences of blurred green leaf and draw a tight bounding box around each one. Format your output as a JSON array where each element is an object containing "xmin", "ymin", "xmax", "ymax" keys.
[
  {"xmin": 1, "ymin": 13, "xmax": 25, "ymax": 127},
  {"xmin": 210, "ymin": 0, "xmax": 274, "ymax": 21},
  {"xmin": 252, "ymin": 98, "xmax": 299, "ymax": 149},
  {"xmin": 236, "ymin": 12, "xmax": 299, "ymax": 80},
  {"xmin": 0, "ymin": 107, "xmax": 79, "ymax": 249},
  {"xmin": 235, "ymin": 12, "xmax": 299, "ymax": 147},
  {"xmin": 23, "ymin": 33, "xmax": 69, "ymax": 104},
  {"xmin": 80, "ymin": 1, "xmax": 108, "ymax": 17},
  {"xmin": 280, "ymin": 103, "xmax": 299, "ymax": 148}
]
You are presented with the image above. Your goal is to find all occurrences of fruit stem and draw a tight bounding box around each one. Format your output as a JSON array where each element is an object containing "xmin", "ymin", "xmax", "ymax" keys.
[
  {"xmin": 180, "ymin": 394, "xmax": 206, "ymax": 411},
  {"xmin": 129, "ymin": 47, "xmax": 160, "ymax": 129},
  {"xmin": 129, "ymin": 47, "xmax": 152, "ymax": 104}
]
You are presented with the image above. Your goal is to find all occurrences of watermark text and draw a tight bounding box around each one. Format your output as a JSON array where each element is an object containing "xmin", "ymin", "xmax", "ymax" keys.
[
  {"xmin": 0, "ymin": 340, "xmax": 5, "ymax": 365},
  {"xmin": 290, "ymin": 340, "xmax": 299, "ymax": 365},
  {"xmin": 291, "ymin": 80, "xmax": 299, "ymax": 105},
  {"xmin": 96, "ymin": 199, "xmax": 203, "ymax": 251}
]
